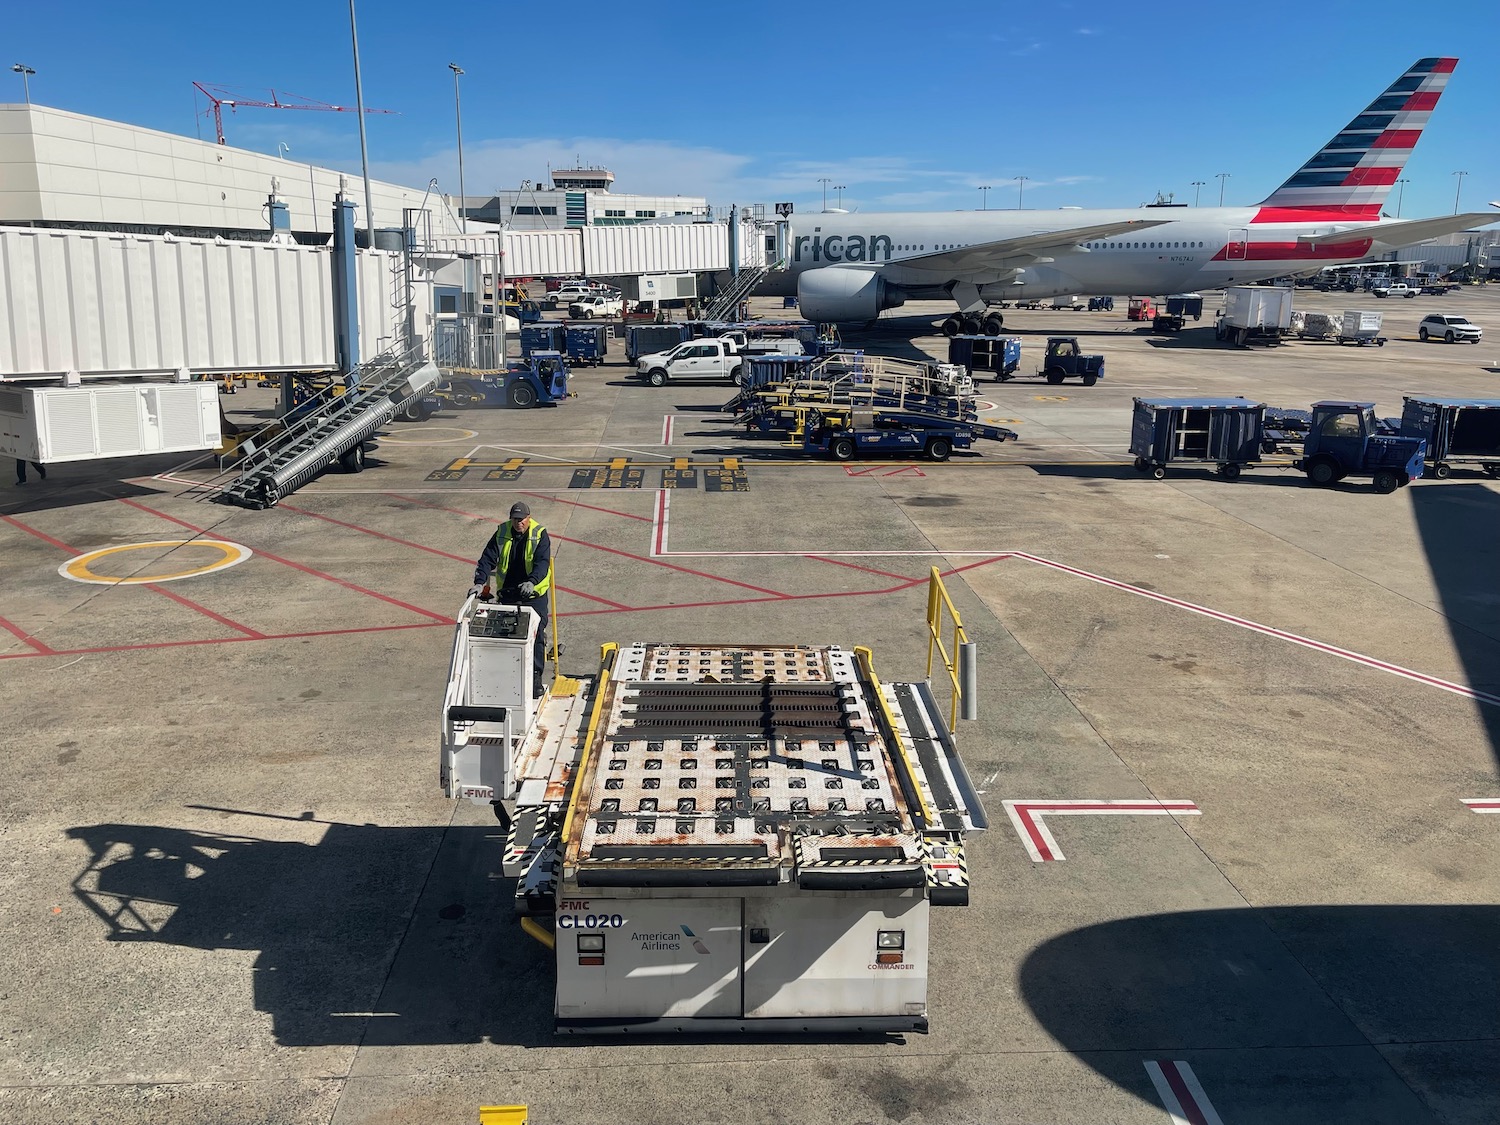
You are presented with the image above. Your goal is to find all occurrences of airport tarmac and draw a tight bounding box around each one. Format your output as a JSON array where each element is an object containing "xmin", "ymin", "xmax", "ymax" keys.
[{"xmin": 3, "ymin": 289, "xmax": 1499, "ymax": 1125}]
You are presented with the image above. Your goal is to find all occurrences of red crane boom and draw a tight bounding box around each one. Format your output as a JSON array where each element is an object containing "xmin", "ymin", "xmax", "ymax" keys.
[{"xmin": 192, "ymin": 82, "xmax": 397, "ymax": 146}]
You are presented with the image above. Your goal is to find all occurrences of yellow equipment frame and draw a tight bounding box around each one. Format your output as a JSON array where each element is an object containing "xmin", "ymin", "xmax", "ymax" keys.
[{"xmin": 924, "ymin": 566, "xmax": 970, "ymax": 734}]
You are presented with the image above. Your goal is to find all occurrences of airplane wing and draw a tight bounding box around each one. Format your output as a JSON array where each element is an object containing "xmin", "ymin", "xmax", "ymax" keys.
[
  {"xmin": 1298, "ymin": 212, "xmax": 1498, "ymax": 248},
  {"xmin": 896, "ymin": 219, "xmax": 1173, "ymax": 272}
]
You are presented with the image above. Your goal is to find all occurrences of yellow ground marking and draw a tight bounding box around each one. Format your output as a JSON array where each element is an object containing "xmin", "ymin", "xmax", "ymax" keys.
[
  {"xmin": 59, "ymin": 540, "xmax": 253, "ymax": 585},
  {"xmin": 608, "ymin": 456, "xmax": 629, "ymax": 470},
  {"xmin": 673, "ymin": 457, "xmax": 690, "ymax": 470},
  {"xmin": 1033, "ymin": 396, "xmax": 1069, "ymax": 401}
]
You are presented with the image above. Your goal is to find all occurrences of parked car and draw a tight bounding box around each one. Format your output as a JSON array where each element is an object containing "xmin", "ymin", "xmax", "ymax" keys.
[
  {"xmin": 1372, "ymin": 282, "xmax": 1418, "ymax": 298},
  {"xmin": 568, "ymin": 294, "xmax": 623, "ymax": 319},
  {"xmin": 1418, "ymin": 314, "xmax": 1482, "ymax": 344},
  {"xmin": 549, "ymin": 282, "xmax": 619, "ymax": 309}
]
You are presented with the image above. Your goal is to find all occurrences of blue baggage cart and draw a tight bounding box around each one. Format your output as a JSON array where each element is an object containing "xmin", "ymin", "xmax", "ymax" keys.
[
  {"xmin": 1130, "ymin": 397, "xmax": 1266, "ymax": 479},
  {"xmin": 1399, "ymin": 396, "xmax": 1500, "ymax": 478},
  {"xmin": 948, "ymin": 334, "xmax": 1022, "ymax": 379},
  {"xmin": 565, "ymin": 324, "xmax": 608, "ymax": 367},
  {"xmin": 520, "ymin": 325, "xmax": 566, "ymax": 357}
]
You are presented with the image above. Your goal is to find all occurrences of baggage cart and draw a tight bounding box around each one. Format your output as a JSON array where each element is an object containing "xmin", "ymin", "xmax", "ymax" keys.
[
  {"xmin": 1129, "ymin": 396, "xmax": 1266, "ymax": 479},
  {"xmin": 1399, "ymin": 396, "xmax": 1500, "ymax": 478},
  {"xmin": 564, "ymin": 324, "xmax": 608, "ymax": 367},
  {"xmin": 947, "ymin": 334, "xmax": 1022, "ymax": 379},
  {"xmin": 1336, "ymin": 309, "xmax": 1386, "ymax": 346},
  {"xmin": 520, "ymin": 325, "xmax": 566, "ymax": 357}
]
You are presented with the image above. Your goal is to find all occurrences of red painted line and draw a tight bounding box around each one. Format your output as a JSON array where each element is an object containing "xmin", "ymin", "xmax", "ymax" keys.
[
  {"xmin": 517, "ymin": 492, "xmax": 652, "ymax": 523},
  {"xmin": 843, "ymin": 465, "xmax": 884, "ymax": 477},
  {"xmin": 119, "ymin": 498, "xmax": 449, "ymax": 622},
  {"xmin": 653, "ymin": 489, "xmax": 668, "ymax": 557},
  {"xmin": 398, "ymin": 493, "xmax": 788, "ymax": 599},
  {"xmin": 0, "ymin": 620, "xmax": 446, "ymax": 661},
  {"xmin": 7, "ymin": 509, "xmax": 265, "ymax": 638},
  {"xmin": 143, "ymin": 583, "xmax": 265, "ymax": 639},
  {"xmin": 805, "ymin": 555, "xmax": 914, "ymax": 582},
  {"xmin": 0, "ymin": 613, "xmax": 55, "ymax": 655},
  {"xmin": 882, "ymin": 466, "xmax": 926, "ymax": 477},
  {"xmin": 1159, "ymin": 1060, "xmax": 1210, "ymax": 1125},
  {"xmin": 1015, "ymin": 806, "xmax": 1056, "ymax": 862},
  {"xmin": 2, "ymin": 513, "xmax": 79, "ymax": 553},
  {"xmin": 662, "ymin": 415, "xmax": 673, "ymax": 445}
]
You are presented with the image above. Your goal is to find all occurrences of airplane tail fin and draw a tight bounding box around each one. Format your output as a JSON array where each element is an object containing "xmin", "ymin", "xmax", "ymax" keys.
[{"xmin": 1257, "ymin": 57, "xmax": 1457, "ymax": 218}]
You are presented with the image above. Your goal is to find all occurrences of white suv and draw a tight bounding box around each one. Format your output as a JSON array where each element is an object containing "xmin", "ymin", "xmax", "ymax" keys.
[{"xmin": 1418, "ymin": 314, "xmax": 1482, "ymax": 344}]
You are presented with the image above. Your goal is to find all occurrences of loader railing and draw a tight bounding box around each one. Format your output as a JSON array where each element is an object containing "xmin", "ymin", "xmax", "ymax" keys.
[{"xmin": 925, "ymin": 566, "xmax": 973, "ymax": 733}]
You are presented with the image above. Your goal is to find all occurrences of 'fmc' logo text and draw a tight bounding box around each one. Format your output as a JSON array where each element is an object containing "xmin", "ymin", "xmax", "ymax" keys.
[{"xmin": 793, "ymin": 232, "xmax": 894, "ymax": 264}]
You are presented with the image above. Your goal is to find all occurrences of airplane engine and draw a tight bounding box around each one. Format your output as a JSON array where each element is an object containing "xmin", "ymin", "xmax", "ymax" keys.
[{"xmin": 797, "ymin": 268, "xmax": 905, "ymax": 323}]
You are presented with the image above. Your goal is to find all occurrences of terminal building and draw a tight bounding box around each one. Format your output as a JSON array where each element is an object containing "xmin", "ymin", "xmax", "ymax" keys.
[{"xmin": 457, "ymin": 166, "xmax": 710, "ymax": 231}]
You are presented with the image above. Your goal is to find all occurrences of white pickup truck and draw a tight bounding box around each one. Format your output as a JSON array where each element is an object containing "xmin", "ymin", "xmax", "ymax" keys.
[
  {"xmin": 635, "ymin": 334, "xmax": 802, "ymax": 386},
  {"xmin": 1371, "ymin": 282, "xmax": 1418, "ymax": 298},
  {"xmin": 567, "ymin": 294, "xmax": 623, "ymax": 318}
]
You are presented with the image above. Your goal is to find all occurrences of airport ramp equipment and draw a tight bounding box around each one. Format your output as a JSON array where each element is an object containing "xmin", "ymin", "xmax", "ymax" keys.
[
  {"xmin": 214, "ymin": 344, "xmax": 438, "ymax": 509},
  {"xmin": 1399, "ymin": 396, "xmax": 1500, "ymax": 478},
  {"xmin": 702, "ymin": 264, "xmax": 769, "ymax": 321},
  {"xmin": 1129, "ymin": 397, "xmax": 1267, "ymax": 480}
]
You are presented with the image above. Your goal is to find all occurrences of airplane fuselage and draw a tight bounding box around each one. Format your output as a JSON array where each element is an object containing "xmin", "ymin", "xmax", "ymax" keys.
[{"xmin": 770, "ymin": 207, "xmax": 1379, "ymax": 300}]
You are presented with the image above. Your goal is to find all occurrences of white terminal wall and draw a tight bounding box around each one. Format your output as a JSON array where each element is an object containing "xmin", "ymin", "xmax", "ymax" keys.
[
  {"xmin": 0, "ymin": 103, "xmax": 464, "ymax": 237},
  {"xmin": 0, "ymin": 227, "xmax": 405, "ymax": 377}
]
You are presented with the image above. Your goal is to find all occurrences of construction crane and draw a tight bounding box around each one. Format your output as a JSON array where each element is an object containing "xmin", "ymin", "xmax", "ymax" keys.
[{"xmin": 192, "ymin": 82, "xmax": 397, "ymax": 146}]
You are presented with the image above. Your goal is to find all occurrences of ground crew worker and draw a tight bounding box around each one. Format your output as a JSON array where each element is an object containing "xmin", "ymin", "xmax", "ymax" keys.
[{"xmin": 470, "ymin": 501, "xmax": 552, "ymax": 696}]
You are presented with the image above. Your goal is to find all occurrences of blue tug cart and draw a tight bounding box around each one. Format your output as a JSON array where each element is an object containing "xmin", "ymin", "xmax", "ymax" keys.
[
  {"xmin": 443, "ymin": 352, "xmax": 570, "ymax": 409},
  {"xmin": 1130, "ymin": 397, "xmax": 1266, "ymax": 479}
]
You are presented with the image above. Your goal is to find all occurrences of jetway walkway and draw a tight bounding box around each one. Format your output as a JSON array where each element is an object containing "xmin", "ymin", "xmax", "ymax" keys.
[{"xmin": 208, "ymin": 345, "xmax": 438, "ymax": 509}]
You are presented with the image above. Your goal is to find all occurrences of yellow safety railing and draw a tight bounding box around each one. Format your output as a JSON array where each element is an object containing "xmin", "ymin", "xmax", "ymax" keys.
[{"xmin": 925, "ymin": 566, "xmax": 969, "ymax": 733}]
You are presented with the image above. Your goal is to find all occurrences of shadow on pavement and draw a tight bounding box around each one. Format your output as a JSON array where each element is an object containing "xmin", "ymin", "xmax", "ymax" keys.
[
  {"xmin": 1021, "ymin": 905, "xmax": 1500, "ymax": 1124},
  {"xmin": 1410, "ymin": 482, "xmax": 1500, "ymax": 767},
  {"xmin": 65, "ymin": 816, "xmax": 903, "ymax": 1050}
]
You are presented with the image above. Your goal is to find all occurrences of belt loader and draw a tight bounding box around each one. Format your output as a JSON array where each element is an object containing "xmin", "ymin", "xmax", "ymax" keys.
[{"xmin": 440, "ymin": 597, "xmax": 987, "ymax": 1034}]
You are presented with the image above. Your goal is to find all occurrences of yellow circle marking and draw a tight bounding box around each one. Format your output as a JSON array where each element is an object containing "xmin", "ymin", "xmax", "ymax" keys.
[
  {"xmin": 59, "ymin": 540, "xmax": 253, "ymax": 585},
  {"xmin": 378, "ymin": 427, "xmax": 478, "ymax": 445}
]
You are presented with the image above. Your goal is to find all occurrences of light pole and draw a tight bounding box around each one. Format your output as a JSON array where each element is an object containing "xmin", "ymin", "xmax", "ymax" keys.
[
  {"xmin": 1191, "ymin": 180, "xmax": 1205, "ymax": 206},
  {"xmin": 818, "ymin": 177, "xmax": 831, "ymax": 211},
  {"xmin": 449, "ymin": 63, "xmax": 467, "ymax": 234},
  {"xmin": 1015, "ymin": 175, "xmax": 1029, "ymax": 209},
  {"xmin": 11, "ymin": 64, "xmax": 34, "ymax": 104},
  {"xmin": 1215, "ymin": 173, "xmax": 1230, "ymax": 206},
  {"xmin": 979, "ymin": 185, "xmax": 991, "ymax": 210},
  {"xmin": 1394, "ymin": 178, "xmax": 1410, "ymax": 218},
  {"xmin": 834, "ymin": 184, "xmax": 846, "ymax": 209},
  {"xmin": 1453, "ymin": 170, "xmax": 1468, "ymax": 215},
  {"xmin": 277, "ymin": 142, "xmax": 290, "ymax": 160},
  {"xmin": 348, "ymin": 0, "xmax": 376, "ymax": 240}
]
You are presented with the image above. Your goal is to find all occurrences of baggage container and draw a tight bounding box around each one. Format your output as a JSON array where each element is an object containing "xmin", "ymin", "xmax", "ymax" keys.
[
  {"xmin": 625, "ymin": 323, "xmax": 690, "ymax": 363},
  {"xmin": 947, "ymin": 335, "xmax": 1022, "ymax": 379},
  {"xmin": 1216, "ymin": 287, "xmax": 1292, "ymax": 346},
  {"xmin": 1129, "ymin": 396, "xmax": 1266, "ymax": 479},
  {"xmin": 564, "ymin": 324, "xmax": 609, "ymax": 367},
  {"xmin": 1337, "ymin": 309, "xmax": 1386, "ymax": 346},
  {"xmin": 520, "ymin": 325, "xmax": 567, "ymax": 357},
  {"xmin": 1399, "ymin": 396, "xmax": 1500, "ymax": 478}
]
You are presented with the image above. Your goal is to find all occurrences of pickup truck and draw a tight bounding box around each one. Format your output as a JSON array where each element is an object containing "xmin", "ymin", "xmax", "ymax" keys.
[
  {"xmin": 568, "ymin": 294, "xmax": 623, "ymax": 318},
  {"xmin": 1371, "ymin": 283, "xmax": 1418, "ymax": 298},
  {"xmin": 636, "ymin": 337, "xmax": 762, "ymax": 386}
]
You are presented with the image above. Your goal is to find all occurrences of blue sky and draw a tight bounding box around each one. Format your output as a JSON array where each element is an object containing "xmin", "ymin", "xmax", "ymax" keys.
[{"xmin": 8, "ymin": 1, "xmax": 1499, "ymax": 220}]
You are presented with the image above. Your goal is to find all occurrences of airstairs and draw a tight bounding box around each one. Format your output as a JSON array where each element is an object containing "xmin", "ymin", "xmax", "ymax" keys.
[
  {"xmin": 209, "ymin": 344, "xmax": 439, "ymax": 509},
  {"xmin": 702, "ymin": 264, "xmax": 770, "ymax": 321}
]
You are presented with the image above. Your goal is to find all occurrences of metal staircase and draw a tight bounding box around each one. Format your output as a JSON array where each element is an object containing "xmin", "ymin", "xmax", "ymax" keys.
[
  {"xmin": 702, "ymin": 264, "xmax": 770, "ymax": 321},
  {"xmin": 210, "ymin": 344, "xmax": 439, "ymax": 509}
]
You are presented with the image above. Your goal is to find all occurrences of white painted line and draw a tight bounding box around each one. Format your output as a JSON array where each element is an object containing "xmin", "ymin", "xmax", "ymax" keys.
[
  {"xmin": 662, "ymin": 414, "xmax": 673, "ymax": 445},
  {"xmin": 1144, "ymin": 1060, "xmax": 1224, "ymax": 1125},
  {"xmin": 1009, "ymin": 551, "xmax": 1500, "ymax": 712},
  {"xmin": 1002, "ymin": 799, "xmax": 1201, "ymax": 862},
  {"xmin": 653, "ymin": 489, "xmax": 670, "ymax": 556},
  {"xmin": 1462, "ymin": 798, "xmax": 1500, "ymax": 813}
]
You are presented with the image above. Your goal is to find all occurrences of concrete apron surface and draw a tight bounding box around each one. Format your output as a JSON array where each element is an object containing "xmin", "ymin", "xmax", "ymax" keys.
[{"xmin": 2, "ymin": 290, "xmax": 1499, "ymax": 1125}]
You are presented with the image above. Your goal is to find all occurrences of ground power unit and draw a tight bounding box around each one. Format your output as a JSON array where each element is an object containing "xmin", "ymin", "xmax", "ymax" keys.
[
  {"xmin": 441, "ymin": 599, "xmax": 987, "ymax": 1034},
  {"xmin": 0, "ymin": 381, "xmax": 221, "ymax": 463}
]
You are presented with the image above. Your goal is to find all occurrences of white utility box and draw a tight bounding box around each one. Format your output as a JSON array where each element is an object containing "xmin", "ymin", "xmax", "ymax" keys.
[{"xmin": 0, "ymin": 382, "xmax": 221, "ymax": 463}]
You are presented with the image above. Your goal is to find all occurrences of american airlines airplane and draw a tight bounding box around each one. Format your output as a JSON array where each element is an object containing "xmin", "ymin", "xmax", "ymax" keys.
[{"xmin": 760, "ymin": 58, "xmax": 1494, "ymax": 332}]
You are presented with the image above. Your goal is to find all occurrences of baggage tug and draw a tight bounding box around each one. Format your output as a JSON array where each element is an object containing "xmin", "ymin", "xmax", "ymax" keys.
[{"xmin": 441, "ymin": 599, "xmax": 986, "ymax": 1033}]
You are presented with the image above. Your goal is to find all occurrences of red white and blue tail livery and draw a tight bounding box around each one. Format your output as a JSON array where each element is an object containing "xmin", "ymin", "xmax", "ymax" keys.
[
  {"xmin": 1257, "ymin": 57, "xmax": 1457, "ymax": 220},
  {"xmin": 767, "ymin": 58, "xmax": 1497, "ymax": 324}
]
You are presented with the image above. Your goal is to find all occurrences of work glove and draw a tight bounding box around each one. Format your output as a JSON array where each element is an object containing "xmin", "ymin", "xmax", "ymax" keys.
[
  {"xmin": 469, "ymin": 584, "xmax": 491, "ymax": 601},
  {"xmin": 519, "ymin": 581, "xmax": 536, "ymax": 598}
]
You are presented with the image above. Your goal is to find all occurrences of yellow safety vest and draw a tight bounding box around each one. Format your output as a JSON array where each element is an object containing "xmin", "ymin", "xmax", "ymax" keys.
[{"xmin": 494, "ymin": 521, "xmax": 551, "ymax": 597}]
